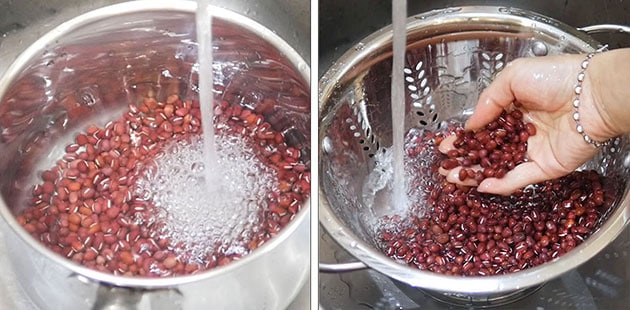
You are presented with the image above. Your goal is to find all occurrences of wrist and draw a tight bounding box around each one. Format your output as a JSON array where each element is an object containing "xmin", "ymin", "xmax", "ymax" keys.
[
  {"xmin": 578, "ymin": 52, "xmax": 623, "ymax": 143},
  {"xmin": 584, "ymin": 49, "xmax": 630, "ymax": 138}
]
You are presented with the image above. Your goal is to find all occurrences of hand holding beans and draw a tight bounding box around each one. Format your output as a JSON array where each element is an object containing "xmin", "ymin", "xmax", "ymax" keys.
[
  {"xmin": 438, "ymin": 110, "xmax": 536, "ymax": 188},
  {"xmin": 440, "ymin": 49, "xmax": 630, "ymax": 195}
]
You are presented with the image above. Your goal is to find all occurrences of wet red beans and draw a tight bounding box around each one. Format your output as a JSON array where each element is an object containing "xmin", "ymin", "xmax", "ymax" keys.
[
  {"xmin": 439, "ymin": 110, "xmax": 533, "ymax": 182},
  {"xmin": 17, "ymin": 95, "xmax": 310, "ymax": 277},
  {"xmin": 377, "ymin": 113, "xmax": 615, "ymax": 277},
  {"xmin": 379, "ymin": 170, "xmax": 613, "ymax": 276}
]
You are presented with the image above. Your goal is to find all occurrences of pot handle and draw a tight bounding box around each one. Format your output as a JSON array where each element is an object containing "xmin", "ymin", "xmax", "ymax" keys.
[
  {"xmin": 319, "ymin": 261, "xmax": 368, "ymax": 273},
  {"xmin": 91, "ymin": 284, "xmax": 184, "ymax": 310},
  {"xmin": 92, "ymin": 285, "xmax": 143, "ymax": 310},
  {"xmin": 69, "ymin": 273, "xmax": 184, "ymax": 310},
  {"xmin": 578, "ymin": 24, "xmax": 630, "ymax": 35}
]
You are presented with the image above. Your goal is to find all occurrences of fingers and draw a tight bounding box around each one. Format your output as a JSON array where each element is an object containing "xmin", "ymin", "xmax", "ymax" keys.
[
  {"xmin": 438, "ymin": 135, "xmax": 457, "ymax": 154},
  {"xmin": 439, "ymin": 166, "xmax": 480, "ymax": 187},
  {"xmin": 465, "ymin": 61, "xmax": 520, "ymax": 131},
  {"xmin": 438, "ymin": 135, "xmax": 476, "ymax": 186},
  {"xmin": 437, "ymin": 142, "xmax": 549, "ymax": 195},
  {"xmin": 438, "ymin": 135, "xmax": 480, "ymax": 187},
  {"xmin": 476, "ymin": 161, "xmax": 550, "ymax": 195}
]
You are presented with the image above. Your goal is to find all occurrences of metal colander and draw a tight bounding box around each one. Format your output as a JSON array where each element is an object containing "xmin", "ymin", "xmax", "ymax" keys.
[{"xmin": 319, "ymin": 6, "xmax": 630, "ymax": 296}]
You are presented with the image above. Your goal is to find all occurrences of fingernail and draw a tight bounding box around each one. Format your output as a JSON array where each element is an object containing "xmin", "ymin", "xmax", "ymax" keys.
[{"xmin": 477, "ymin": 182, "xmax": 490, "ymax": 193}]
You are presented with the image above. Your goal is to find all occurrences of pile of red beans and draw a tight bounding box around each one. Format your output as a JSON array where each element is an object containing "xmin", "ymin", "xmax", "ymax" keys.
[
  {"xmin": 439, "ymin": 110, "xmax": 536, "ymax": 182},
  {"xmin": 377, "ymin": 111, "xmax": 613, "ymax": 276},
  {"xmin": 17, "ymin": 95, "xmax": 310, "ymax": 277}
]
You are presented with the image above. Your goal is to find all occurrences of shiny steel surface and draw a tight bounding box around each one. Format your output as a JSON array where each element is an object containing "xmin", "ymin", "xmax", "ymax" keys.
[
  {"xmin": 0, "ymin": 1, "xmax": 310, "ymax": 309},
  {"xmin": 0, "ymin": 0, "xmax": 310, "ymax": 76},
  {"xmin": 320, "ymin": 223, "xmax": 630, "ymax": 309},
  {"xmin": 578, "ymin": 24, "xmax": 630, "ymax": 35},
  {"xmin": 319, "ymin": 6, "xmax": 630, "ymax": 294},
  {"xmin": 318, "ymin": 0, "xmax": 630, "ymax": 77}
]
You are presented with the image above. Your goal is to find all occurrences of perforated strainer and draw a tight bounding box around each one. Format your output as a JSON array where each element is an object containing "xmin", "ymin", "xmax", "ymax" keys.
[{"xmin": 319, "ymin": 6, "xmax": 630, "ymax": 296}]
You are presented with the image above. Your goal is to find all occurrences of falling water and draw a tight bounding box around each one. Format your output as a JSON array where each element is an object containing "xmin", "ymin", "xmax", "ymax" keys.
[
  {"xmin": 196, "ymin": 0, "xmax": 219, "ymax": 184},
  {"xmin": 390, "ymin": 0, "xmax": 408, "ymax": 213},
  {"xmin": 131, "ymin": 1, "xmax": 282, "ymax": 266}
]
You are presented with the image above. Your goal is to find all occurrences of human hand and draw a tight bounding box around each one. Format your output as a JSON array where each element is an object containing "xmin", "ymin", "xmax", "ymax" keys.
[{"xmin": 439, "ymin": 54, "xmax": 615, "ymax": 195}]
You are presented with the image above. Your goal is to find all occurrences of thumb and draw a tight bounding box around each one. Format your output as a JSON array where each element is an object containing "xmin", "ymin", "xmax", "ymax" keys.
[
  {"xmin": 476, "ymin": 161, "xmax": 549, "ymax": 195},
  {"xmin": 466, "ymin": 61, "xmax": 520, "ymax": 131}
]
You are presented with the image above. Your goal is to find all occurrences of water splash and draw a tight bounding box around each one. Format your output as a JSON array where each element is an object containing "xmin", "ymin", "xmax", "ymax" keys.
[{"xmin": 135, "ymin": 134, "xmax": 278, "ymax": 264}]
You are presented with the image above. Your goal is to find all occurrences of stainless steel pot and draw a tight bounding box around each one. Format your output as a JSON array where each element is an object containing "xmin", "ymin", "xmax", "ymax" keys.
[
  {"xmin": 319, "ymin": 6, "xmax": 630, "ymax": 296},
  {"xmin": 0, "ymin": 1, "xmax": 310, "ymax": 309}
]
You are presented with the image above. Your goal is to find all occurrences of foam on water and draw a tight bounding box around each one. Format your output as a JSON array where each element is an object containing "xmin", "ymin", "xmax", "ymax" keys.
[
  {"xmin": 135, "ymin": 132, "xmax": 278, "ymax": 264},
  {"xmin": 363, "ymin": 128, "xmax": 441, "ymax": 239},
  {"xmin": 362, "ymin": 149, "xmax": 396, "ymax": 222},
  {"xmin": 403, "ymin": 128, "xmax": 442, "ymax": 216}
]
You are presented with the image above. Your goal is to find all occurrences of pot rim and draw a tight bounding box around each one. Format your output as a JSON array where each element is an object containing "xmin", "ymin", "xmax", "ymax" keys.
[
  {"xmin": 0, "ymin": 0, "xmax": 310, "ymax": 288},
  {"xmin": 319, "ymin": 5, "xmax": 629, "ymax": 294}
]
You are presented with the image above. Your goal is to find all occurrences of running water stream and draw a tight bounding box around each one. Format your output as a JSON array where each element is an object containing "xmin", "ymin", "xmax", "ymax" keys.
[
  {"xmin": 135, "ymin": 2, "xmax": 274, "ymax": 263},
  {"xmin": 196, "ymin": 0, "xmax": 219, "ymax": 185},
  {"xmin": 390, "ymin": 0, "xmax": 408, "ymax": 213}
]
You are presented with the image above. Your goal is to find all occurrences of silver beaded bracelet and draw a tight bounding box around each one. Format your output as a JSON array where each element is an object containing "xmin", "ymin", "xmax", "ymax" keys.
[{"xmin": 572, "ymin": 49, "xmax": 612, "ymax": 148}]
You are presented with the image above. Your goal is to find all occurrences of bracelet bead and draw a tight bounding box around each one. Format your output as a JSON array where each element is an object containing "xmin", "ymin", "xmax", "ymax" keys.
[{"xmin": 572, "ymin": 51, "xmax": 612, "ymax": 148}]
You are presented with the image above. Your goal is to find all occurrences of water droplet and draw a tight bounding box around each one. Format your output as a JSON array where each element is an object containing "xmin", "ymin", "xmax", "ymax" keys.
[
  {"xmin": 161, "ymin": 69, "xmax": 174, "ymax": 78},
  {"xmin": 77, "ymin": 89, "xmax": 98, "ymax": 106},
  {"xmin": 169, "ymin": 166, "xmax": 180, "ymax": 175},
  {"xmin": 157, "ymin": 175, "xmax": 168, "ymax": 185},
  {"xmin": 191, "ymin": 161, "xmax": 205, "ymax": 173},
  {"xmin": 322, "ymin": 136, "xmax": 334, "ymax": 154}
]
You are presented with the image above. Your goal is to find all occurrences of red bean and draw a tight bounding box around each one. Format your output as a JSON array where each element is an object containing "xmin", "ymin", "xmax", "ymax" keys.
[
  {"xmin": 447, "ymin": 150, "xmax": 460, "ymax": 158},
  {"xmin": 106, "ymin": 207, "xmax": 120, "ymax": 220},
  {"xmin": 458, "ymin": 169, "xmax": 468, "ymax": 181},
  {"xmin": 377, "ymin": 114, "xmax": 614, "ymax": 277},
  {"xmin": 435, "ymin": 233, "xmax": 450, "ymax": 244},
  {"xmin": 511, "ymin": 110, "xmax": 523, "ymax": 120},
  {"xmin": 437, "ymin": 110, "xmax": 534, "ymax": 182},
  {"xmin": 19, "ymin": 95, "xmax": 310, "ymax": 277},
  {"xmin": 526, "ymin": 123, "xmax": 537, "ymax": 136},
  {"xmin": 483, "ymin": 168, "xmax": 496, "ymax": 178},
  {"xmin": 440, "ymin": 159, "xmax": 459, "ymax": 170}
]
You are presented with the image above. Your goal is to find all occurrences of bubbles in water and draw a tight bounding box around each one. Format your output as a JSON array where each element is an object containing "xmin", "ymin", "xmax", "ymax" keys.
[
  {"xmin": 135, "ymin": 132, "xmax": 278, "ymax": 264},
  {"xmin": 362, "ymin": 128, "xmax": 441, "ymax": 238},
  {"xmin": 190, "ymin": 161, "xmax": 204, "ymax": 173},
  {"xmin": 362, "ymin": 149, "xmax": 394, "ymax": 207},
  {"xmin": 77, "ymin": 88, "xmax": 98, "ymax": 106}
]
